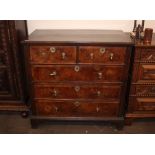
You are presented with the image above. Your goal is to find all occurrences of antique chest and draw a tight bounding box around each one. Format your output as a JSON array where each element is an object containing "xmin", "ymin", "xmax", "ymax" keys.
[
  {"xmin": 126, "ymin": 37, "xmax": 155, "ymax": 124},
  {"xmin": 23, "ymin": 30, "xmax": 133, "ymax": 128}
]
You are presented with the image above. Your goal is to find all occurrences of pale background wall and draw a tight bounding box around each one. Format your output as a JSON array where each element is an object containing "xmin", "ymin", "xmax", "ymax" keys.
[{"xmin": 27, "ymin": 20, "xmax": 155, "ymax": 34}]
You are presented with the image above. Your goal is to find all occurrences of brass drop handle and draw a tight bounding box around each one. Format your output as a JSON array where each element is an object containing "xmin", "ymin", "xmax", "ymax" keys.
[
  {"xmin": 97, "ymin": 91, "xmax": 101, "ymax": 96},
  {"xmin": 53, "ymin": 106, "xmax": 58, "ymax": 112},
  {"xmin": 62, "ymin": 52, "xmax": 66, "ymax": 60},
  {"xmin": 50, "ymin": 47, "xmax": 56, "ymax": 53},
  {"xmin": 96, "ymin": 107, "xmax": 100, "ymax": 112},
  {"xmin": 109, "ymin": 53, "xmax": 114, "ymax": 60},
  {"xmin": 74, "ymin": 86, "xmax": 80, "ymax": 92},
  {"xmin": 74, "ymin": 101, "xmax": 80, "ymax": 107},
  {"xmin": 98, "ymin": 72, "xmax": 102, "ymax": 79},
  {"xmin": 90, "ymin": 53, "xmax": 94, "ymax": 60},
  {"xmin": 52, "ymin": 89, "xmax": 57, "ymax": 97},
  {"xmin": 40, "ymin": 51, "xmax": 46, "ymax": 56},
  {"xmin": 49, "ymin": 71, "xmax": 57, "ymax": 76}
]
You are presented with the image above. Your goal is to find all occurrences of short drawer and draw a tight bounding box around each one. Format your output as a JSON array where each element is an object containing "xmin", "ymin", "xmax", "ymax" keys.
[
  {"xmin": 31, "ymin": 65, "xmax": 126, "ymax": 82},
  {"xmin": 79, "ymin": 46, "xmax": 127, "ymax": 64},
  {"xmin": 140, "ymin": 48, "xmax": 155, "ymax": 62},
  {"xmin": 130, "ymin": 84, "xmax": 155, "ymax": 96},
  {"xmin": 30, "ymin": 46, "xmax": 76, "ymax": 64},
  {"xmin": 34, "ymin": 83, "xmax": 122, "ymax": 99},
  {"xmin": 34, "ymin": 100, "xmax": 120, "ymax": 117},
  {"xmin": 129, "ymin": 97, "xmax": 155, "ymax": 112},
  {"xmin": 140, "ymin": 64, "xmax": 155, "ymax": 81},
  {"xmin": 132, "ymin": 64, "xmax": 155, "ymax": 82}
]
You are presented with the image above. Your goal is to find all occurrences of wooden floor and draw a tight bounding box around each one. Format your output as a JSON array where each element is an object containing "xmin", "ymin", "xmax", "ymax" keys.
[{"xmin": 0, "ymin": 114, "xmax": 155, "ymax": 133}]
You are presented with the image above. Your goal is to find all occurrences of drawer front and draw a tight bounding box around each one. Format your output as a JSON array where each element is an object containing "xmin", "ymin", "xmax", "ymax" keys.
[
  {"xmin": 139, "ymin": 64, "xmax": 155, "ymax": 81},
  {"xmin": 129, "ymin": 97, "xmax": 155, "ymax": 112},
  {"xmin": 34, "ymin": 100, "xmax": 119, "ymax": 117},
  {"xmin": 30, "ymin": 46, "xmax": 76, "ymax": 64},
  {"xmin": 130, "ymin": 85, "xmax": 155, "ymax": 96},
  {"xmin": 79, "ymin": 46, "xmax": 126, "ymax": 64},
  {"xmin": 31, "ymin": 65, "xmax": 125, "ymax": 82},
  {"xmin": 0, "ymin": 52, "xmax": 6, "ymax": 65},
  {"xmin": 34, "ymin": 84, "xmax": 122, "ymax": 99},
  {"xmin": 140, "ymin": 48, "xmax": 155, "ymax": 62}
]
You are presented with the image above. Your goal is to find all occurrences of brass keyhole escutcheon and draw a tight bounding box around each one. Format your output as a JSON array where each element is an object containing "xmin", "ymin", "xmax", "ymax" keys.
[
  {"xmin": 74, "ymin": 66, "xmax": 80, "ymax": 72},
  {"xmin": 100, "ymin": 48, "xmax": 106, "ymax": 54},
  {"xmin": 75, "ymin": 86, "xmax": 80, "ymax": 92},
  {"xmin": 74, "ymin": 101, "xmax": 80, "ymax": 107},
  {"xmin": 50, "ymin": 47, "xmax": 56, "ymax": 53}
]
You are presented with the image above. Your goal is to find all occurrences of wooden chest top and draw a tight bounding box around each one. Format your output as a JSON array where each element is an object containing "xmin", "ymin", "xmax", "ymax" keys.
[{"xmin": 24, "ymin": 29, "xmax": 133, "ymax": 45}]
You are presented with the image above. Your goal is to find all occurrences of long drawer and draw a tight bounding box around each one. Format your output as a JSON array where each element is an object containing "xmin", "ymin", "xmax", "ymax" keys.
[
  {"xmin": 34, "ymin": 99, "xmax": 120, "ymax": 117},
  {"xmin": 79, "ymin": 46, "xmax": 127, "ymax": 64},
  {"xmin": 30, "ymin": 46, "xmax": 76, "ymax": 64},
  {"xmin": 33, "ymin": 83, "xmax": 123, "ymax": 99},
  {"xmin": 31, "ymin": 65, "xmax": 126, "ymax": 82}
]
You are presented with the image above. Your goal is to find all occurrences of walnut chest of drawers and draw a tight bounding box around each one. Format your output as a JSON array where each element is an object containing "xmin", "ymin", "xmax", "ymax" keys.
[
  {"xmin": 23, "ymin": 30, "xmax": 133, "ymax": 128},
  {"xmin": 126, "ymin": 38, "xmax": 155, "ymax": 124}
]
